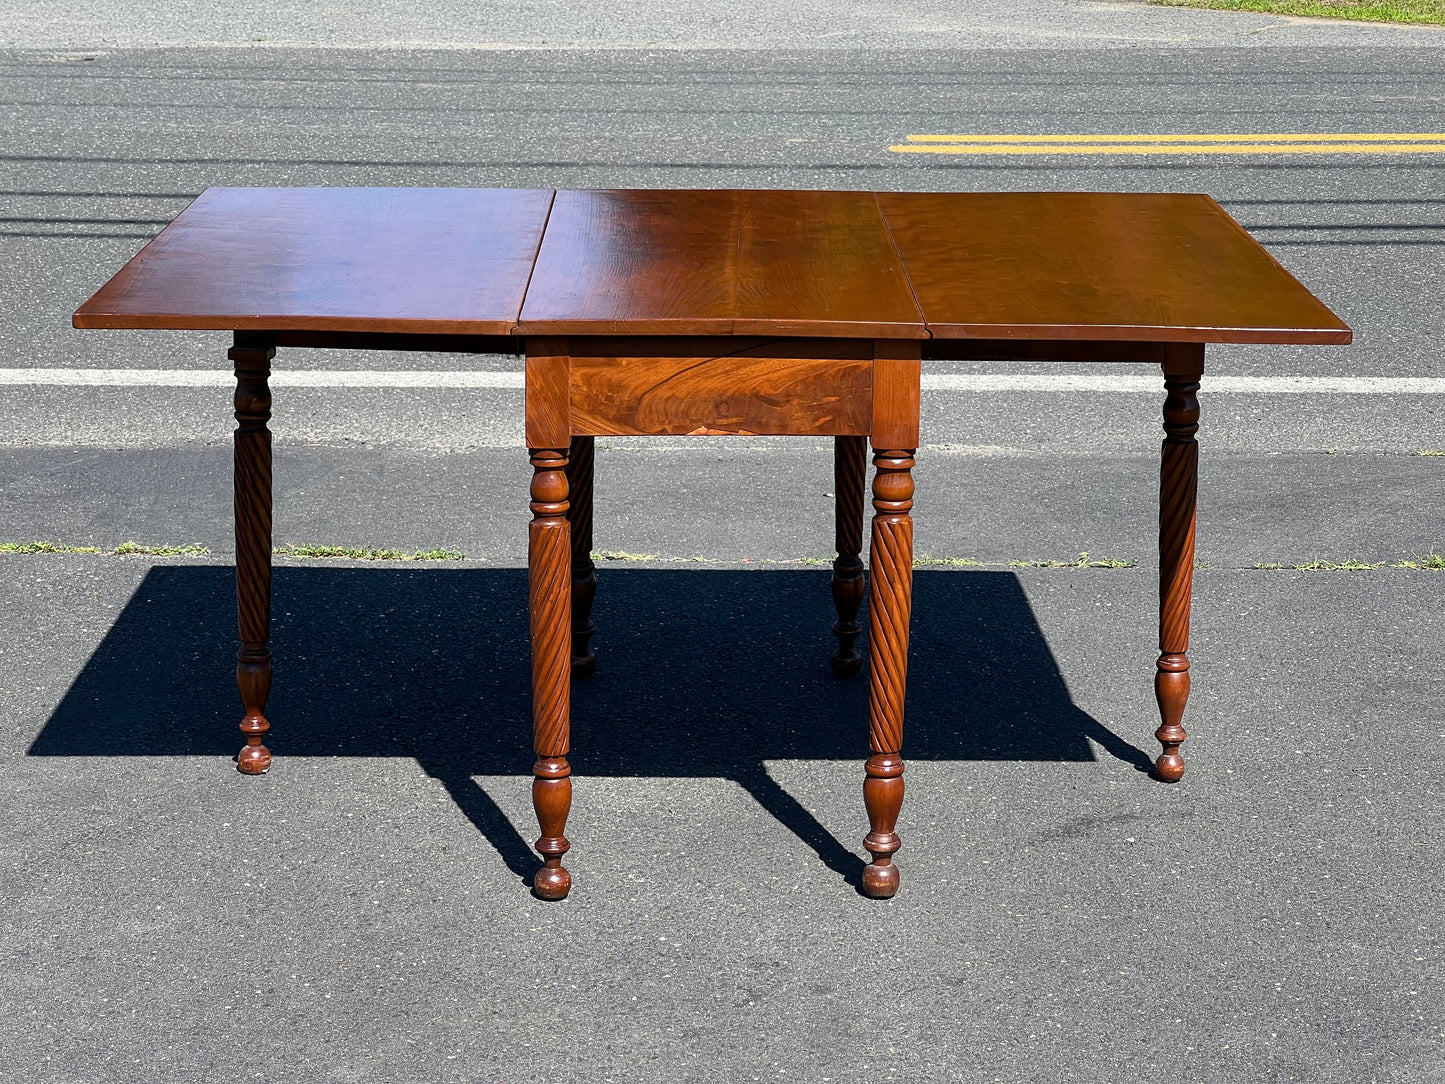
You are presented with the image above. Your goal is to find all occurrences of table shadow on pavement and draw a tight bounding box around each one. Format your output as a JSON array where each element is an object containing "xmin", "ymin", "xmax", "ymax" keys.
[{"xmin": 30, "ymin": 566, "xmax": 1151, "ymax": 889}]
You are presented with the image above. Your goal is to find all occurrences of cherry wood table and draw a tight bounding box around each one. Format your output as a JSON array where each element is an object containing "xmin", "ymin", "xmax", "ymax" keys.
[{"xmin": 74, "ymin": 187, "xmax": 1349, "ymax": 899}]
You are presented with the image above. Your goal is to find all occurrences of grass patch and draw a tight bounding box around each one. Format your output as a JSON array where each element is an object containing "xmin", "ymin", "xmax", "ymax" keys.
[
  {"xmin": 1255, "ymin": 555, "xmax": 1445, "ymax": 570},
  {"xmin": 1256, "ymin": 559, "xmax": 1384, "ymax": 570},
  {"xmin": 909, "ymin": 553, "xmax": 1133, "ymax": 569},
  {"xmin": 1150, "ymin": 0, "xmax": 1445, "ymax": 25},
  {"xmin": 1414, "ymin": 450, "xmax": 1445, "ymax": 457},
  {"xmin": 113, "ymin": 541, "xmax": 210, "ymax": 557},
  {"xmin": 0, "ymin": 540, "xmax": 102, "ymax": 554},
  {"xmin": 277, "ymin": 544, "xmax": 464, "ymax": 561},
  {"xmin": 1395, "ymin": 552, "xmax": 1445, "ymax": 570},
  {"xmin": 591, "ymin": 549, "xmax": 659, "ymax": 561},
  {"xmin": 1009, "ymin": 552, "xmax": 1135, "ymax": 569}
]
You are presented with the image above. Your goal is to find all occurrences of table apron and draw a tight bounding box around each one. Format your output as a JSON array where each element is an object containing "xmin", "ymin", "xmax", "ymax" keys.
[{"xmin": 525, "ymin": 336, "xmax": 923, "ymax": 444}]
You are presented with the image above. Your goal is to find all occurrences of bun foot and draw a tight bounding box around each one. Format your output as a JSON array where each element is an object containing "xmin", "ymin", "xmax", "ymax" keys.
[
  {"xmin": 1153, "ymin": 754, "xmax": 1185, "ymax": 783},
  {"xmin": 533, "ymin": 866, "xmax": 572, "ymax": 900},
  {"xmin": 236, "ymin": 744, "xmax": 271, "ymax": 774},
  {"xmin": 830, "ymin": 649, "xmax": 863, "ymax": 679},
  {"xmin": 862, "ymin": 862, "xmax": 899, "ymax": 898},
  {"xmin": 570, "ymin": 651, "xmax": 596, "ymax": 679}
]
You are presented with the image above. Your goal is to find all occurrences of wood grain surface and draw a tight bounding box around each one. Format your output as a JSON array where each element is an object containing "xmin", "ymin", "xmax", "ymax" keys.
[
  {"xmin": 73, "ymin": 187, "xmax": 554, "ymax": 334},
  {"xmin": 566, "ymin": 336, "xmax": 873, "ymax": 436},
  {"xmin": 525, "ymin": 337, "xmax": 572, "ymax": 449},
  {"xmin": 870, "ymin": 339, "xmax": 923, "ymax": 450},
  {"xmin": 518, "ymin": 189, "xmax": 927, "ymax": 339},
  {"xmin": 877, "ymin": 191, "xmax": 1352, "ymax": 344},
  {"xmin": 75, "ymin": 187, "xmax": 1351, "ymax": 348}
]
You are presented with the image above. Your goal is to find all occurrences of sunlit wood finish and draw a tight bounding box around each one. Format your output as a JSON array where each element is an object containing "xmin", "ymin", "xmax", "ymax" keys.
[
  {"xmin": 73, "ymin": 187, "xmax": 554, "ymax": 335},
  {"xmin": 518, "ymin": 189, "xmax": 926, "ymax": 340},
  {"xmin": 876, "ymin": 191, "xmax": 1352, "ymax": 345},
  {"xmin": 567, "ymin": 337, "xmax": 873, "ymax": 437},
  {"xmin": 74, "ymin": 186, "xmax": 1352, "ymax": 901}
]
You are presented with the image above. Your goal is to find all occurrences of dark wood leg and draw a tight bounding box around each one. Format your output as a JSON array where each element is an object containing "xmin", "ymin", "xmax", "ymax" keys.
[
  {"xmin": 862, "ymin": 447, "xmax": 914, "ymax": 898},
  {"xmin": 529, "ymin": 447, "xmax": 573, "ymax": 899},
  {"xmin": 1155, "ymin": 346, "xmax": 1204, "ymax": 782},
  {"xmin": 566, "ymin": 435, "xmax": 598, "ymax": 678},
  {"xmin": 231, "ymin": 334, "xmax": 275, "ymax": 775},
  {"xmin": 831, "ymin": 435, "xmax": 868, "ymax": 677}
]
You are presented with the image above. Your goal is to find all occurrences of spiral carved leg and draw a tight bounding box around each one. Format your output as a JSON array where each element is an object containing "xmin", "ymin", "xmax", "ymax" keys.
[
  {"xmin": 533, "ymin": 756, "xmax": 572, "ymax": 900},
  {"xmin": 862, "ymin": 448, "xmax": 914, "ymax": 898},
  {"xmin": 1156, "ymin": 351, "xmax": 1203, "ymax": 783},
  {"xmin": 567, "ymin": 436, "xmax": 598, "ymax": 678},
  {"xmin": 831, "ymin": 435, "xmax": 868, "ymax": 677},
  {"xmin": 530, "ymin": 447, "xmax": 574, "ymax": 898},
  {"xmin": 232, "ymin": 337, "xmax": 275, "ymax": 775},
  {"xmin": 1155, "ymin": 656, "xmax": 1190, "ymax": 782}
]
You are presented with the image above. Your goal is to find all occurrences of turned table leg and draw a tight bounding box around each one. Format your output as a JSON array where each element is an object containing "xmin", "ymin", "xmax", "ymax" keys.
[
  {"xmin": 831, "ymin": 435, "xmax": 868, "ymax": 677},
  {"xmin": 862, "ymin": 447, "xmax": 915, "ymax": 898},
  {"xmin": 231, "ymin": 335, "xmax": 275, "ymax": 775},
  {"xmin": 530, "ymin": 447, "xmax": 574, "ymax": 899},
  {"xmin": 567, "ymin": 435, "xmax": 598, "ymax": 678},
  {"xmin": 1155, "ymin": 346, "xmax": 1204, "ymax": 782}
]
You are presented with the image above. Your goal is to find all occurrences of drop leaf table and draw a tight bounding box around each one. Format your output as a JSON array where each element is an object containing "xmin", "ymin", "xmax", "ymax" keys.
[{"xmin": 74, "ymin": 187, "xmax": 1350, "ymax": 899}]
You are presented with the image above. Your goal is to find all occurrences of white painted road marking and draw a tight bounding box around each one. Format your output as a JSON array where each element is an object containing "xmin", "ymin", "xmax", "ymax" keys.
[
  {"xmin": 0, "ymin": 369, "xmax": 1440, "ymax": 394},
  {"xmin": 0, "ymin": 369, "xmax": 528, "ymax": 388},
  {"xmin": 892, "ymin": 132, "xmax": 1445, "ymax": 156},
  {"xmin": 920, "ymin": 375, "xmax": 1445, "ymax": 394}
]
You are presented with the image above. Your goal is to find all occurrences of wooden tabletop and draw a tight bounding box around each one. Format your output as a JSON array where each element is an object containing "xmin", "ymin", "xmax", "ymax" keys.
[
  {"xmin": 72, "ymin": 187, "xmax": 555, "ymax": 335},
  {"xmin": 516, "ymin": 189, "xmax": 925, "ymax": 339},
  {"xmin": 74, "ymin": 186, "xmax": 1350, "ymax": 346},
  {"xmin": 878, "ymin": 191, "xmax": 1350, "ymax": 344}
]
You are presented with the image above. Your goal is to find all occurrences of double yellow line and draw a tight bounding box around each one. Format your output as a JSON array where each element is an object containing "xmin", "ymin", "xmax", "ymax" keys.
[{"xmin": 890, "ymin": 133, "xmax": 1445, "ymax": 155}]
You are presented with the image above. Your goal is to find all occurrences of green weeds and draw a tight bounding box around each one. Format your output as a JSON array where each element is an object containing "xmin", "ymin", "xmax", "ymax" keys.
[
  {"xmin": 113, "ymin": 541, "xmax": 210, "ymax": 556},
  {"xmin": 276, "ymin": 544, "xmax": 464, "ymax": 561},
  {"xmin": 0, "ymin": 540, "xmax": 102, "ymax": 554},
  {"xmin": 1255, "ymin": 555, "xmax": 1445, "ymax": 571},
  {"xmin": 0, "ymin": 540, "xmax": 208, "ymax": 556},
  {"xmin": 1150, "ymin": 0, "xmax": 1445, "ymax": 27},
  {"xmin": 1009, "ymin": 552, "xmax": 1134, "ymax": 569}
]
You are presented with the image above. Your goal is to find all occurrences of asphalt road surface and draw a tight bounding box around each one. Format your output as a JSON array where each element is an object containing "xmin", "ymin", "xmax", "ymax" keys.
[{"xmin": 1, "ymin": 14, "xmax": 1442, "ymax": 1084}]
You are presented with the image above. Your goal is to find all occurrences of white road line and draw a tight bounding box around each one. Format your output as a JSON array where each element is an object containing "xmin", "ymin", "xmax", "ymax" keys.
[
  {"xmin": 920, "ymin": 375, "xmax": 1445, "ymax": 393},
  {"xmin": 0, "ymin": 369, "xmax": 526, "ymax": 388},
  {"xmin": 0, "ymin": 369, "xmax": 1440, "ymax": 394}
]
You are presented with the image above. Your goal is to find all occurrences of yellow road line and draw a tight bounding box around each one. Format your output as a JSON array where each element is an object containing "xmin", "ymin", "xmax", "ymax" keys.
[
  {"xmin": 903, "ymin": 132, "xmax": 1445, "ymax": 144},
  {"xmin": 891, "ymin": 141, "xmax": 1445, "ymax": 156}
]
